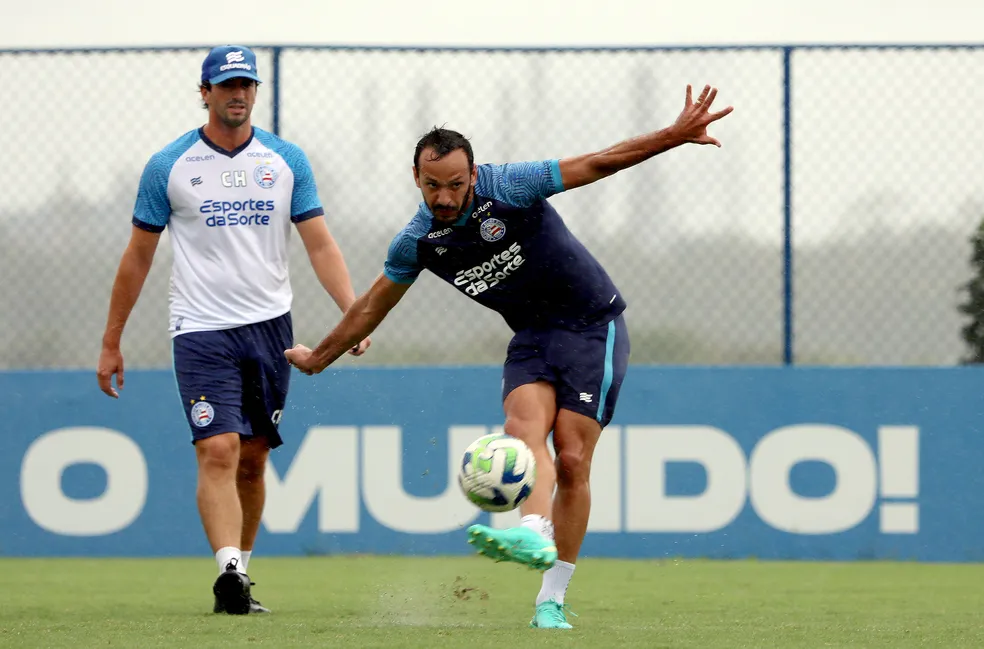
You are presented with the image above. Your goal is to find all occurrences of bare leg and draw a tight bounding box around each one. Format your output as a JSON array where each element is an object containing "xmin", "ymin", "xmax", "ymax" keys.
[
  {"xmin": 503, "ymin": 381, "xmax": 557, "ymax": 520},
  {"xmin": 550, "ymin": 409, "xmax": 602, "ymax": 564},
  {"xmin": 237, "ymin": 436, "xmax": 270, "ymax": 553},
  {"xmin": 195, "ymin": 433, "xmax": 243, "ymax": 553},
  {"xmin": 532, "ymin": 409, "xmax": 603, "ymax": 612}
]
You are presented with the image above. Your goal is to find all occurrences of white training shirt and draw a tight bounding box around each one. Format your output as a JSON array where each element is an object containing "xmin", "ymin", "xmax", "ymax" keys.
[{"xmin": 132, "ymin": 126, "xmax": 324, "ymax": 337}]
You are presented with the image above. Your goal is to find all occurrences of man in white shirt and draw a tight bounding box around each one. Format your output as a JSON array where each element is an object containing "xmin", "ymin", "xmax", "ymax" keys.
[{"xmin": 96, "ymin": 45, "xmax": 369, "ymax": 615}]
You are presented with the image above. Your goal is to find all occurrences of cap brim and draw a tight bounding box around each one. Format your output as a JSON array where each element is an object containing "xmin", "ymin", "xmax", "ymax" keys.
[{"xmin": 208, "ymin": 70, "xmax": 262, "ymax": 84}]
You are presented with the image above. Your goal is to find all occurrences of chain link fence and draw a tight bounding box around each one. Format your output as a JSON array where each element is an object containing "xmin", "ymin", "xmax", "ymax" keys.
[
  {"xmin": 0, "ymin": 45, "xmax": 980, "ymax": 369},
  {"xmin": 792, "ymin": 47, "xmax": 984, "ymax": 365}
]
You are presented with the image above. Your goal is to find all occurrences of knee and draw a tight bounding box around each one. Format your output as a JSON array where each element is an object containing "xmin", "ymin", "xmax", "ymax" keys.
[
  {"xmin": 504, "ymin": 419, "xmax": 551, "ymax": 458},
  {"xmin": 504, "ymin": 417, "xmax": 540, "ymax": 445},
  {"xmin": 196, "ymin": 434, "xmax": 240, "ymax": 474},
  {"xmin": 555, "ymin": 448, "xmax": 590, "ymax": 485}
]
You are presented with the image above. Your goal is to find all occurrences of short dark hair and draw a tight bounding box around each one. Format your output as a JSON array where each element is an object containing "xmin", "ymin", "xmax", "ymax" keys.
[
  {"xmin": 199, "ymin": 81, "xmax": 212, "ymax": 110},
  {"xmin": 414, "ymin": 127, "xmax": 474, "ymax": 171}
]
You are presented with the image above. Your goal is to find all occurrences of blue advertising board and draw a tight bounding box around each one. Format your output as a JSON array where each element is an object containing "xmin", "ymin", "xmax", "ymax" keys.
[{"xmin": 2, "ymin": 366, "xmax": 984, "ymax": 561}]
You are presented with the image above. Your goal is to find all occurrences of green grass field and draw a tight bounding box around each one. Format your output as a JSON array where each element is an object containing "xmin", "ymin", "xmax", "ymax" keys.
[{"xmin": 1, "ymin": 556, "xmax": 982, "ymax": 648}]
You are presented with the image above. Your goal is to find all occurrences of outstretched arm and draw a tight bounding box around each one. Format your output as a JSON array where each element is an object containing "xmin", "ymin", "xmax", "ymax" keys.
[
  {"xmin": 285, "ymin": 273, "xmax": 411, "ymax": 375},
  {"xmin": 558, "ymin": 84, "xmax": 733, "ymax": 191}
]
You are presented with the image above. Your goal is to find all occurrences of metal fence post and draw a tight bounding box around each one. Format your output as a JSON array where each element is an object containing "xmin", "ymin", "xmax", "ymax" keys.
[
  {"xmin": 272, "ymin": 46, "xmax": 282, "ymax": 136},
  {"xmin": 783, "ymin": 46, "xmax": 794, "ymax": 365}
]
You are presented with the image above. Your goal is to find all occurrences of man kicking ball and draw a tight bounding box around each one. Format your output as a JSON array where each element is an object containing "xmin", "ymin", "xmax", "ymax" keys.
[{"xmin": 285, "ymin": 84, "xmax": 733, "ymax": 628}]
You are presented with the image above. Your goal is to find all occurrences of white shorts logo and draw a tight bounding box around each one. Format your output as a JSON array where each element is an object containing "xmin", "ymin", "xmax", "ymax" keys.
[{"xmin": 191, "ymin": 401, "xmax": 215, "ymax": 428}]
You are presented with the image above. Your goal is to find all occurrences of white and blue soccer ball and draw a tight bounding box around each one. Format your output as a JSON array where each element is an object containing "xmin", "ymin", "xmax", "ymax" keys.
[{"xmin": 457, "ymin": 433, "xmax": 536, "ymax": 512}]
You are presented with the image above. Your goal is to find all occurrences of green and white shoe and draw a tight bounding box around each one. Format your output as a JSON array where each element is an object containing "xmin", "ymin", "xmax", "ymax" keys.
[
  {"xmin": 466, "ymin": 524, "xmax": 557, "ymax": 571},
  {"xmin": 529, "ymin": 600, "xmax": 576, "ymax": 629}
]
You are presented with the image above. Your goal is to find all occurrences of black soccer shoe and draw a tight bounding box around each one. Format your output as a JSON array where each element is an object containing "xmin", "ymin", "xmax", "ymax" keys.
[
  {"xmin": 248, "ymin": 595, "xmax": 271, "ymax": 614},
  {"xmin": 212, "ymin": 560, "xmax": 252, "ymax": 615}
]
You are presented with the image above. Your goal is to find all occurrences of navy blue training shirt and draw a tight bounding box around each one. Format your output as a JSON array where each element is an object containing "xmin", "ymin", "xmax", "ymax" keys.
[{"xmin": 384, "ymin": 160, "xmax": 627, "ymax": 333}]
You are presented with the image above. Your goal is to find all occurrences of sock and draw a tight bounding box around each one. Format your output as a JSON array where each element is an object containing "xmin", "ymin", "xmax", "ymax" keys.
[
  {"xmin": 536, "ymin": 560, "xmax": 575, "ymax": 606},
  {"xmin": 241, "ymin": 550, "xmax": 252, "ymax": 573},
  {"xmin": 521, "ymin": 514, "xmax": 555, "ymax": 541},
  {"xmin": 215, "ymin": 546, "xmax": 244, "ymax": 575}
]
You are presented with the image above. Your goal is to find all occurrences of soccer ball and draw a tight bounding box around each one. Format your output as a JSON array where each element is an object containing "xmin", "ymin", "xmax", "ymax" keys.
[{"xmin": 457, "ymin": 433, "xmax": 536, "ymax": 512}]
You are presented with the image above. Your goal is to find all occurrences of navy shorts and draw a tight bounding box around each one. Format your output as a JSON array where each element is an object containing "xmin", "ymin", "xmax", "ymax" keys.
[
  {"xmin": 172, "ymin": 312, "xmax": 293, "ymax": 448},
  {"xmin": 502, "ymin": 313, "xmax": 630, "ymax": 428}
]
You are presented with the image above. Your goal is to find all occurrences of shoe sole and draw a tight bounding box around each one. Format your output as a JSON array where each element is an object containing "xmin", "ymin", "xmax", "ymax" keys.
[
  {"xmin": 213, "ymin": 572, "xmax": 250, "ymax": 615},
  {"xmin": 466, "ymin": 525, "xmax": 557, "ymax": 571}
]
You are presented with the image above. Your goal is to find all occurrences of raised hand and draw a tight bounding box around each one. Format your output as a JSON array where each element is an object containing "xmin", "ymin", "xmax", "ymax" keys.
[{"xmin": 672, "ymin": 84, "xmax": 734, "ymax": 147}]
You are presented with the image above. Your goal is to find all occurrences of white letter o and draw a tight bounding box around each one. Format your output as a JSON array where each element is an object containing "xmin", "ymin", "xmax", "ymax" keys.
[
  {"xmin": 749, "ymin": 424, "xmax": 876, "ymax": 535},
  {"xmin": 20, "ymin": 427, "xmax": 148, "ymax": 536}
]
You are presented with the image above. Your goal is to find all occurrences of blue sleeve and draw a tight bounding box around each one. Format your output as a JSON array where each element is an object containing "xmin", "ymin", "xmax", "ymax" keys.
[
  {"xmin": 283, "ymin": 144, "xmax": 325, "ymax": 223},
  {"xmin": 132, "ymin": 153, "xmax": 173, "ymax": 233},
  {"xmin": 383, "ymin": 228, "xmax": 423, "ymax": 284},
  {"xmin": 474, "ymin": 160, "xmax": 565, "ymax": 208}
]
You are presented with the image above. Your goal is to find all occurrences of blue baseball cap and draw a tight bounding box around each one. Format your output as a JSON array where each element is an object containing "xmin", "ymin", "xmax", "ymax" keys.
[{"xmin": 201, "ymin": 45, "xmax": 261, "ymax": 85}]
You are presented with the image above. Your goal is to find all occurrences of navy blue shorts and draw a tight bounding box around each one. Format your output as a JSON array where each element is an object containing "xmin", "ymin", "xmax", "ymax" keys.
[
  {"xmin": 172, "ymin": 312, "xmax": 293, "ymax": 448},
  {"xmin": 502, "ymin": 313, "xmax": 630, "ymax": 428}
]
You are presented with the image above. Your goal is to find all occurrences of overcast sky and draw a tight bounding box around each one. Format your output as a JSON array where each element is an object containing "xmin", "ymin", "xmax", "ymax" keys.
[{"xmin": 2, "ymin": 0, "xmax": 982, "ymax": 50}]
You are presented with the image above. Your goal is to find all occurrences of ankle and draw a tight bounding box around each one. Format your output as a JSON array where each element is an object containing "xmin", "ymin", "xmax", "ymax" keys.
[
  {"xmin": 536, "ymin": 560, "xmax": 576, "ymax": 606},
  {"xmin": 215, "ymin": 546, "xmax": 245, "ymax": 575},
  {"xmin": 520, "ymin": 514, "xmax": 554, "ymax": 540}
]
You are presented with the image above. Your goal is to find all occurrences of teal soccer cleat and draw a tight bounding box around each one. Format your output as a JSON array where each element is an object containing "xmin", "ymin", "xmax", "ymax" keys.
[
  {"xmin": 466, "ymin": 524, "xmax": 557, "ymax": 571},
  {"xmin": 529, "ymin": 600, "xmax": 576, "ymax": 629}
]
